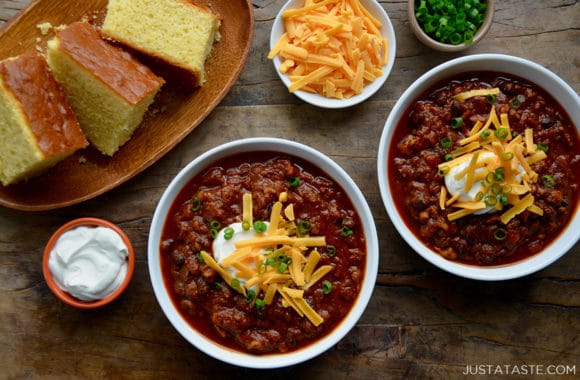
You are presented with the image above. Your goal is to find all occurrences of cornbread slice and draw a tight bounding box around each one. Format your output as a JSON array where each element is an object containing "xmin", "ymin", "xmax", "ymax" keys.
[
  {"xmin": 101, "ymin": 0, "xmax": 221, "ymax": 86},
  {"xmin": 0, "ymin": 52, "xmax": 88, "ymax": 186},
  {"xmin": 47, "ymin": 22, "xmax": 165, "ymax": 156}
]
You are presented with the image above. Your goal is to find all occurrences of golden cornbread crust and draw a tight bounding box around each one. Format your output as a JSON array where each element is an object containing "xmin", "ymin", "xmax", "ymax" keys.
[
  {"xmin": 47, "ymin": 22, "xmax": 164, "ymax": 156},
  {"xmin": 54, "ymin": 22, "xmax": 164, "ymax": 105},
  {"xmin": 0, "ymin": 52, "xmax": 88, "ymax": 186},
  {"xmin": 101, "ymin": 0, "xmax": 221, "ymax": 86}
]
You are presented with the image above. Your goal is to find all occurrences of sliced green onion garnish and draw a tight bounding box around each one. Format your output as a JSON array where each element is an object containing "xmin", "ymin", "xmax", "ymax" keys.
[
  {"xmin": 255, "ymin": 299, "xmax": 265, "ymax": 309},
  {"xmin": 537, "ymin": 143, "xmax": 549, "ymax": 152},
  {"xmin": 297, "ymin": 220, "xmax": 312, "ymax": 235},
  {"xmin": 289, "ymin": 176, "xmax": 300, "ymax": 187},
  {"xmin": 484, "ymin": 195, "xmax": 497, "ymax": 207},
  {"xmin": 509, "ymin": 97, "xmax": 521, "ymax": 109},
  {"xmin": 501, "ymin": 152, "xmax": 514, "ymax": 161},
  {"xmin": 494, "ymin": 228, "xmax": 508, "ymax": 241},
  {"xmin": 322, "ymin": 280, "xmax": 333, "ymax": 295},
  {"xmin": 224, "ymin": 227, "xmax": 234, "ymax": 240},
  {"xmin": 495, "ymin": 128, "xmax": 509, "ymax": 140},
  {"xmin": 480, "ymin": 130, "xmax": 491, "ymax": 139},
  {"xmin": 486, "ymin": 94, "xmax": 497, "ymax": 104},
  {"xmin": 210, "ymin": 220, "xmax": 221, "ymax": 229},
  {"xmin": 253, "ymin": 221, "xmax": 267, "ymax": 233},
  {"xmin": 542, "ymin": 174, "xmax": 555, "ymax": 188},
  {"xmin": 190, "ymin": 197, "xmax": 202, "ymax": 212},
  {"xmin": 451, "ymin": 117, "xmax": 463, "ymax": 129},
  {"xmin": 326, "ymin": 245, "xmax": 336, "ymax": 257},
  {"xmin": 340, "ymin": 226, "xmax": 353, "ymax": 237},
  {"xmin": 246, "ymin": 289, "xmax": 256, "ymax": 302},
  {"xmin": 440, "ymin": 136, "xmax": 453, "ymax": 148}
]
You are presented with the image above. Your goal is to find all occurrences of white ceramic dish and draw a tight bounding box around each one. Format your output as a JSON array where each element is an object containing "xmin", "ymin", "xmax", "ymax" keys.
[
  {"xmin": 377, "ymin": 53, "xmax": 580, "ymax": 281},
  {"xmin": 269, "ymin": 0, "xmax": 396, "ymax": 108},
  {"xmin": 148, "ymin": 137, "xmax": 379, "ymax": 368}
]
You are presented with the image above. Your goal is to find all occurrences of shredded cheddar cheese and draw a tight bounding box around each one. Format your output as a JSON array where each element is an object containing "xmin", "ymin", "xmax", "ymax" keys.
[
  {"xmin": 203, "ymin": 192, "xmax": 332, "ymax": 327},
  {"xmin": 268, "ymin": 0, "xmax": 389, "ymax": 99},
  {"xmin": 440, "ymin": 91, "xmax": 548, "ymax": 224}
]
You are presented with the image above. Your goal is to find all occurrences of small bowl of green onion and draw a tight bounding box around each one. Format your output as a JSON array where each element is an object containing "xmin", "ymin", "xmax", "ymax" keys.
[{"xmin": 408, "ymin": 0, "xmax": 494, "ymax": 52}]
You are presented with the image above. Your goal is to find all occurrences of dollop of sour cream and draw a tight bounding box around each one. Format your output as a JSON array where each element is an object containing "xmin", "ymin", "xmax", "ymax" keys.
[
  {"xmin": 212, "ymin": 222, "xmax": 268, "ymax": 279},
  {"xmin": 48, "ymin": 226, "xmax": 128, "ymax": 302},
  {"xmin": 444, "ymin": 151, "xmax": 522, "ymax": 215}
]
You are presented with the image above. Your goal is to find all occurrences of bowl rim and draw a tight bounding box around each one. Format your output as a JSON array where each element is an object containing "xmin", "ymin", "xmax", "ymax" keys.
[
  {"xmin": 377, "ymin": 53, "xmax": 580, "ymax": 281},
  {"xmin": 42, "ymin": 217, "xmax": 135, "ymax": 309},
  {"xmin": 269, "ymin": 0, "xmax": 397, "ymax": 108},
  {"xmin": 148, "ymin": 137, "xmax": 379, "ymax": 368},
  {"xmin": 407, "ymin": 0, "xmax": 495, "ymax": 52}
]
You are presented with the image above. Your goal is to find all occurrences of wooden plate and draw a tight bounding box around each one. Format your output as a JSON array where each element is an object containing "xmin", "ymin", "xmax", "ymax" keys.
[{"xmin": 0, "ymin": 0, "xmax": 254, "ymax": 211}]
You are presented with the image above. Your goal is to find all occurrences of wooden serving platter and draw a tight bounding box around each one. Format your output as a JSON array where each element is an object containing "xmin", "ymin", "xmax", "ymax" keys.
[{"xmin": 0, "ymin": 0, "xmax": 254, "ymax": 211}]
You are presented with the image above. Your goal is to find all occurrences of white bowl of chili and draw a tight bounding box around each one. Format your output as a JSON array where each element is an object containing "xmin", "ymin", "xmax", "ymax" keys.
[
  {"xmin": 377, "ymin": 53, "xmax": 580, "ymax": 280},
  {"xmin": 149, "ymin": 137, "xmax": 379, "ymax": 367},
  {"xmin": 269, "ymin": 0, "xmax": 396, "ymax": 108}
]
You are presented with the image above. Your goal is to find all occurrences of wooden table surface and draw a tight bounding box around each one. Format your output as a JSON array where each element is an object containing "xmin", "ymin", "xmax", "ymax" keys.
[{"xmin": 1, "ymin": 0, "xmax": 579, "ymax": 379}]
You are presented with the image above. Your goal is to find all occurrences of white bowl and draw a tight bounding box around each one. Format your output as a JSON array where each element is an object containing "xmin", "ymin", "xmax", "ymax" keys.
[
  {"xmin": 377, "ymin": 53, "xmax": 580, "ymax": 281},
  {"xmin": 148, "ymin": 137, "xmax": 379, "ymax": 368},
  {"xmin": 270, "ymin": 0, "xmax": 396, "ymax": 108}
]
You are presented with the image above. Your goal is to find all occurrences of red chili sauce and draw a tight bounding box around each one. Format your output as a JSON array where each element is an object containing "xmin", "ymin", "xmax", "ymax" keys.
[
  {"xmin": 160, "ymin": 152, "xmax": 366, "ymax": 354},
  {"xmin": 389, "ymin": 72, "xmax": 580, "ymax": 266}
]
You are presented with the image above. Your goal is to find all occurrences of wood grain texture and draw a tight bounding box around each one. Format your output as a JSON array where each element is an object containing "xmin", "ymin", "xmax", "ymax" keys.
[{"xmin": 1, "ymin": 0, "xmax": 579, "ymax": 379}]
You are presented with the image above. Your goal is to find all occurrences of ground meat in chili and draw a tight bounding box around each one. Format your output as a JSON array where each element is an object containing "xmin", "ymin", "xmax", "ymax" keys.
[
  {"xmin": 160, "ymin": 152, "xmax": 366, "ymax": 354},
  {"xmin": 389, "ymin": 72, "xmax": 580, "ymax": 265}
]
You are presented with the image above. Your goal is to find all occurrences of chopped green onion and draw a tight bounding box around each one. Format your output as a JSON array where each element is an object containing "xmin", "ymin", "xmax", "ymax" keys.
[
  {"xmin": 224, "ymin": 227, "xmax": 234, "ymax": 240},
  {"xmin": 498, "ymin": 194, "xmax": 509, "ymax": 206},
  {"xmin": 486, "ymin": 94, "xmax": 497, "ymax": 104},
  {"xmin": 289, "ymin": 176, "xmax": 300, "ymax": 187},
  {"xmin": 451, "ymin": 117, "xmax": 463, "ymax": 129},
  {"xmin": 537, "ymin": 142, "xmax": 549, "ymax": 152},
  {"xmin": 297, "ymin": 220, "xmax": 312, "ymax": 235},
  {"xmin": 493, "ymin": 167, "xmax": 505, "ymax": 182},
  {"xmin": 326, "ymin": 245, "xmax": 336, "ymax": 257},
  {"xmin": 253, "ymin": 221, "xmax": 267, "ymax": 233},
  {"xmin": 255, "ymin": 299, "xmax": 265, "ymax": 309},
  {"xmin": 190, "ymin": 197, "xmax": 202, "ymax": 212},
  {"xmin": 501, "ymin": 152, "xmax": 514, "ymax": 161},
  {"xmin": 210, "ymin": 228, "xmax": 219, "ymax": 239},
  {"xmin": 246, "ymin": 289, "xmax": 256, "ymax": 302},
  {"xmin": 444, "ymin": 153, "xmax": 453, "ymax": 161},
  {"xmin": 440, "ymin": 136, "xmax": 453, "ymax": 148},
  {"xmin": 480, "ymin": 130, "xmax": 491, "ymax": 139},
  {"xmin": 495, "ymin": 128, "xmax": 509, "ymax": 140},
  {"xmin": 230, "ymin": 277, "xmax": 241, "ymax": 291},
  {"xmin": 475, "ymin": 191, "xmax": 484, "ymax": 201},
  {"xmin": 340, "ymin": 226, "xmax": 353, "ymax": 237},
  {"xmin": 494, "ymin": 228, "xmax": 508, "ymax": 241},
  {"xmin": 277, "ymin": 261, "xmax": 288, "ymax": 273},
  {"xmin": 322, "ymin": 280, "xmax": 333, "ymax": 295},
  {"xmin": 197, "ymin": 251, "xmax": 206, "ymax": 263},
  {"xmin": 484, "ymin": 195, "xmax": 497, "ymax": 207},
  {"xmin": 210, "ymin": 220, "xmax": 221, "ymax": 229},
  {"xmin": 542, "ymin": 174, "xmax": 555, "ymax": 188},
  {"xmin": 509, "ymin": 97, "xmax": 521, "ymax": 109},
  {"xmin": 414, "ymin": 0, "xmax": 487, "ymax": 45}
]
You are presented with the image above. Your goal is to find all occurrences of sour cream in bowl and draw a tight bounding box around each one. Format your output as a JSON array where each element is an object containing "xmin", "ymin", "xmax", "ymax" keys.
[{"xmin": 43, "ymin": 217, "xmax": 135, "ymax": 308}]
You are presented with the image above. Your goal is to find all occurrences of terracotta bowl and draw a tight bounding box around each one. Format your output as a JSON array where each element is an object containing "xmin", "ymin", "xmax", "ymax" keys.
[
  {"xmin": 43, "ymin": 217, "xmax": 135, "ymax": 309},
  {"xmin": 408, "ymin": 0, "xmax": 494, "ymax": 52}
]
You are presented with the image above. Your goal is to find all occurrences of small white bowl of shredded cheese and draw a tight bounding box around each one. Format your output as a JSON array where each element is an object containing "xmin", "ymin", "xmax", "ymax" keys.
[
  {"xmin": 269, "ymin": 0, "xmax": 396, "ymax": 108},
  {"xmin": 43, "ymin": 217, "xmax": 135, "ymax": 308}
]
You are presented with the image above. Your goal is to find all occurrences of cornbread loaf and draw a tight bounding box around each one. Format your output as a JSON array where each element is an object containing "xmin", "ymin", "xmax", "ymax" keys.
[
  {"xmin": 47, "ymin": 22, "xmax": 165, "ymax": 156},
  {"xmin": 101, "ymin": 0, "xmax": 221, "ymax": 86},
  {"xmin": 0, "ymin": 52, "xmax": 88, "ymax": 186}
]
